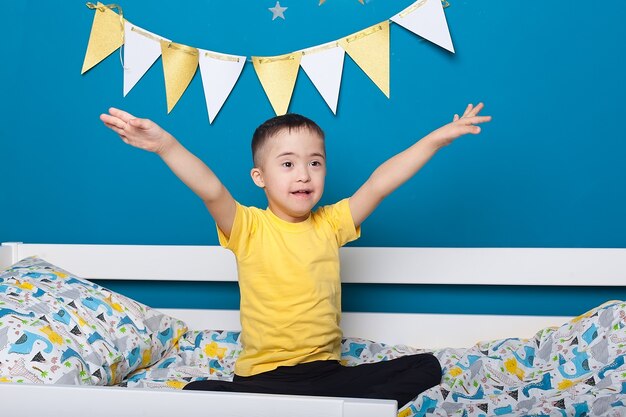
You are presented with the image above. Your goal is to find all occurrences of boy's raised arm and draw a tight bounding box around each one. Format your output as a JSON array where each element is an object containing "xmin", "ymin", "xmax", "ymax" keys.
[
  {"xmin": 100, "ymin": 107, "xmax": 237, "ymax": 238},
  {"xmin": 349, "ymin": 103, "xmax": 492, "ymax": 228}
]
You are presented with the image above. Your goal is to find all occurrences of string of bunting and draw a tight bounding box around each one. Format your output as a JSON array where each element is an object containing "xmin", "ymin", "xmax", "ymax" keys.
[{"xmin": 82, "ymin": 0, "xmax": 454, "ymax": 123}]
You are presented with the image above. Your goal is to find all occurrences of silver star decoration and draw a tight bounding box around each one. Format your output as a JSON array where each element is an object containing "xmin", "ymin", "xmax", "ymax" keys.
[{"xmin": 269, "ymin": 1, "xmax": 287, "ymax": 20}]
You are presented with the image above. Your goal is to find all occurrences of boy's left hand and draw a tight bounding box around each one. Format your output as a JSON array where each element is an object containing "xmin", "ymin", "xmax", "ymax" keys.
[{"xmin": 429, "ymin": 102, "xmax": 492, "ymax": 148}]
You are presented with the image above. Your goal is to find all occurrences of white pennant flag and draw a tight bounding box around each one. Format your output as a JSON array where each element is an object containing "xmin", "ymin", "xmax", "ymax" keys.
[
  {"xmin": 300, "ymin": 42, "xmax": 345, "ymax": 115},
  {"xmin": 390, "ymin": 0, "xmax": 454, "ymax": 53},
  {"xmin": 198, "ymin": 49, "xmax": 246, "ymax": 124},
  {"xmin": 123, "ymin": 22, "xmax": 169, "ymax": 96}
]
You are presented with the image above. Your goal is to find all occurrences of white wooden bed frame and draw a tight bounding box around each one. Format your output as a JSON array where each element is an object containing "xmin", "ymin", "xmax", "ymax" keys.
[{"xmin": 0, "ymin": 242, "xmax": 624, "ymax": 416}]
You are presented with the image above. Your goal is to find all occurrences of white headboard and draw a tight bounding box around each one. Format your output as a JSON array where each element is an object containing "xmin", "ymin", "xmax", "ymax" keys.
[
  {"xmin": 1, "ymin": 242, "xmax": 624, "ymax": 285},
  {"xmin": 2, "ymin": 242, "xmax": 624, "ymax": 348}
]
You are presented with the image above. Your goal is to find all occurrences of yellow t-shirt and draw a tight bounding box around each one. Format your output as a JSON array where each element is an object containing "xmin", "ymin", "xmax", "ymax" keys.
[{"xmin": 217, "ymin": 198, "xmax": 360, "ymax": 377}]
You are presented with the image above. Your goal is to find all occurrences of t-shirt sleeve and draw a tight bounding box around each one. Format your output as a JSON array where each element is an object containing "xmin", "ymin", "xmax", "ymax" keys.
[
  {"xmin": 321, "ymin": 198, "xmax": 361, "ymax": 247},
  {"xmin": 216, "ymin": 202, "xmax": 255, "ymax": 254}
]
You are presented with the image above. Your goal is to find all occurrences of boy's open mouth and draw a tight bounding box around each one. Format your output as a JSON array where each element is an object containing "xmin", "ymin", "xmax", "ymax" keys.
[{"xmin": 292, "ymin": 190, "xmax": 312, "ymax": 195}]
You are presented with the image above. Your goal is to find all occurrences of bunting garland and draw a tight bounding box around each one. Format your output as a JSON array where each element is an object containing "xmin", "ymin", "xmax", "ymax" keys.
[{"xmin": 81, "ymin": 0, "xmax": 454, "ymax": 122}]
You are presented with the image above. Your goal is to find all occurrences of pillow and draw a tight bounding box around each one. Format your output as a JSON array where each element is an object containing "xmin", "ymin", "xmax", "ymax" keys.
[{"xmin": 0, "ymin": 256, "xmax": 187, "ymax": 385}]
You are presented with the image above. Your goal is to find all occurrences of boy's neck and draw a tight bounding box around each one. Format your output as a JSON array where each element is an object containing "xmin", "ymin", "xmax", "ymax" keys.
[{"xmin": 267, "ymin": 204, "xmax": 312, "ymax": 223}]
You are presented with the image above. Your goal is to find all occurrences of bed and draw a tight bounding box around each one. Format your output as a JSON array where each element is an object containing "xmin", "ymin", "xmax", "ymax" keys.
[{"xmin": 0, "ymin": 242, "xmax": 625, "ymax": 416}]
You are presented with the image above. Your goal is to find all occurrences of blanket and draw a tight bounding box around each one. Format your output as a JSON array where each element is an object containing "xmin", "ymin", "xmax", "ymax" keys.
[{"xmin": 123, "ymin": 301, "xmax": 626, "ymax": 417}]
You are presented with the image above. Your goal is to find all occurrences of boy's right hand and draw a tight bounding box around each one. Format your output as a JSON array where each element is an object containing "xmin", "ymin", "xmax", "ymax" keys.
[{"xmin": 100, "ymin": 107, "xmax": 174, "ymax": 155}]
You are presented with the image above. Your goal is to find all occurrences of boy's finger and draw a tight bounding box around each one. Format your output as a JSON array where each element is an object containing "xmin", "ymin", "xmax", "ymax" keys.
[
  {"xmin": 100, "ymin": 114, "xmax": 126, "ymax": 129},
  {"xmin": 466, "ymin": 115, "xmax": 492, "ymax": 124},
  {"xmin": 469, "ymin": 102, "xmax": 484, "ymax": 117},
  {"xmin": 103, "ymin": 121, "xmax": 127, "ymax": 138},
  {"xmin": 110, "ymin": 126, "xmax": 127, "ymax": 137},
  {"xmin": 128, "ymin": 118, "xmax": 151, "ymax": 130},
  {"xmin": 462, "ymin": 103, "xmax": 473, "ymax": 117},
  {"xmin": 109, "ymin": 107, "xmax": 136, "ymax": 123}
]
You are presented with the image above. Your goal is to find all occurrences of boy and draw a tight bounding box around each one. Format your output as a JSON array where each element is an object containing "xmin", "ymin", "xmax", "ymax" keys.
[{"xmin": 100, "ymin": 103, "xmax": 491, "ymax": 407}]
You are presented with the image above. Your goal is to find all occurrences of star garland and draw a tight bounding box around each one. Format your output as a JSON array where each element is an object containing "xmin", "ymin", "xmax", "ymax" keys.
[{"xmin": 268, "ymin": 2, "xmax": 288, "ymax": 20}]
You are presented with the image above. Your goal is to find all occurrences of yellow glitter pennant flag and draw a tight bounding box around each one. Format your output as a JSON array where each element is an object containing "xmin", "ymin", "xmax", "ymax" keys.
[
  {"xmin": 339, "ymin": 21, "xmax": 390, "ymax": 98},
  {"xmin": 81, "ymin": 2, "xmax": 124, "ymax": 74},
  {"xmin": 160, "ymin": 40, "xmax": 199, "ymax": 113},
  {"xmin": 252, "ymin": 53, "xmax": 302, "ymax": 116}
]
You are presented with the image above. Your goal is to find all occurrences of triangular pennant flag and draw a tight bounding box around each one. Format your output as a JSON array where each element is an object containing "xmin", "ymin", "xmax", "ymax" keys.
[
  {"xmin": 123, "ymin": 21, "xmax": 169, "ymax": 96},
  {"xmin": 300, "ymin": 42, "xmax": 345, "ymax": 115},
  {"xmin": 160, "ymin": 41, "xmax": 199, "ymax": 113},
  {"xmin": 252, "ymin": 52, "xmax": 302, "ymax": 116},
  {"xmin": 339, "ymin": 21, "xmax": 390, "ymax": 98},
  {"xmin": 81, "ymin": 2, "xmax": 124, "ymax": 74},
  {"xmin": 198, "ymin": 49, "xmax": 246, "ymax": 124},
  {"xmin": 390, "ymin": 0, "xmax": 454, "ymax": 53}
]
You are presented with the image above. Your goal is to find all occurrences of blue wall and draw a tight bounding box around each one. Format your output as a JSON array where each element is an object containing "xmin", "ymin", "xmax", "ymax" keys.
[{"xmin": 2, "ymin": 1, "xmax": 625, "ymax": 316}]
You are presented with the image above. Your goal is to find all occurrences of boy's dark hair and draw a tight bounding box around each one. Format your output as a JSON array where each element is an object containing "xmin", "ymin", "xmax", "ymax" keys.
[{"xmin": 252, "ymin": 113, "xmax": 325, "ymax": 167}]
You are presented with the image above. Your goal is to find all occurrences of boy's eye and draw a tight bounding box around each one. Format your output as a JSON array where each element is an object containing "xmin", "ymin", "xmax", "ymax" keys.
[
  {"xmin": 310, "ymin": 161, "xmax": 322, "ymax": 167},
  {"xmin": 282, "ymin": 161, "xmax": 293, "ymax": 168}
]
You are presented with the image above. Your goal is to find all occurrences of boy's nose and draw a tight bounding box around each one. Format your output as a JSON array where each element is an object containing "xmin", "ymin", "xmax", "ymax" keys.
[{"xmin": 297, "ymin": 167, "xmax": 311, "ymax": 182}]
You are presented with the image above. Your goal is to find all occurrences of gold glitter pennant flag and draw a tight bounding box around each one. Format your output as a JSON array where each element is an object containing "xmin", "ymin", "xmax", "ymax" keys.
[
  {"xmin": 339, "ymin": 21, "xmax": 390, "ymax": 98},
  {"xmin": 160, "ymin": 41, "xmax": 199, "ymax": 113},
  {"xmin": 81, "ymin": 2, "xmax": 124, "ymax": 74},
  {"xmin": 252, "ymin": 53, "xmax": 302, "ymax": 116}
]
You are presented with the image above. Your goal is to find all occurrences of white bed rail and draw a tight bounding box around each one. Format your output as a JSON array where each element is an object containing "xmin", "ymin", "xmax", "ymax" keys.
[
  {"xmin": 0, "ymin": 384, "xmax": 396, "ymax": 417},
  {"xmin": 2, "ymin": 242, "xmax": 611, "ymax": 347},
  {"xmin": 2, "ymin": 242, "xmax": 625, "ymax": 286}
]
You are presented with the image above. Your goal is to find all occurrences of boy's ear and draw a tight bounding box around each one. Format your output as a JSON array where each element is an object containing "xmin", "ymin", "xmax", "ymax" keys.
[{"xmin": 250, "ymin": 167, "xmax": 265, "ymax": 188}]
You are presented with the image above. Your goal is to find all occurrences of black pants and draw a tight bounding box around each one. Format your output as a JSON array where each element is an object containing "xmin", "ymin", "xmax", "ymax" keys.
[{"xmin": 183, "ymin": 354, "xmax": 442, "ymax": 407}]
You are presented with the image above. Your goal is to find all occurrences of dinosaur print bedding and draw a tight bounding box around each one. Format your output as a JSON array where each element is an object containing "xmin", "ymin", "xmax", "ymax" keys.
[
  {"xmin": 401, "ymin": 300, "xmax": 626, "ymax": 417},
  {"xmin": 121, "ymin": 301, "xmax": 626, "ymax": 416},
  {"xmin": 2, "ymin": 257, "xmax": 626, "ymax": 416}
]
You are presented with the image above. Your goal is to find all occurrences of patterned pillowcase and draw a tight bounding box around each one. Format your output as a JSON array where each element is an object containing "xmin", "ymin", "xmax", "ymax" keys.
[{"xmin": 0, "ymin": 256, "xmax": 187, "ymax": 386}]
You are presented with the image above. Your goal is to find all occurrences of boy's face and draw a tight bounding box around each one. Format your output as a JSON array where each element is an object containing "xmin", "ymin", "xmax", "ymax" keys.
[{"xmin": 251, "ymin": 127, "xmax": 326, "ymax": 223}]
